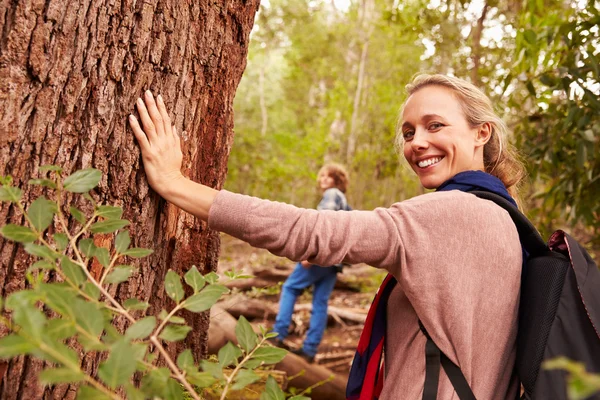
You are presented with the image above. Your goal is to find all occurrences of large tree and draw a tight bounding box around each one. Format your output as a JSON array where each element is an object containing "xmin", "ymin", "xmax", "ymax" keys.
[{"xmin": 0, "ymin": 0, "xmax": 259, "ymax": 398}]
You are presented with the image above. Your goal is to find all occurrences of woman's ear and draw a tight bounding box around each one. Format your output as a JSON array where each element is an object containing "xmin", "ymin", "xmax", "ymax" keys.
[{"xmin": 475, "ymin": 122, "xmax": 493, "ymax": 147}]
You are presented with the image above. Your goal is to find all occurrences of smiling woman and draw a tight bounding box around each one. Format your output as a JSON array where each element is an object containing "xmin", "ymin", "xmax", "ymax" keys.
[{"xmin": 129, "ymin": 74, "xmax": 525, "ymax": 399}]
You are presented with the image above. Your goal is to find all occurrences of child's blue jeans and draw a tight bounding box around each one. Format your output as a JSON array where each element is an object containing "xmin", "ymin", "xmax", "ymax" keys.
[{"xmin": 272, "ymin": 262, "xmax": 338, "ymax": 357}]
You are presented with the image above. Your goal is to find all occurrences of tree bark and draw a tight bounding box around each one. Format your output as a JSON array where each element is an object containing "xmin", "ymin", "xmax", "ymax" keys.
[{"xmin": 0, "ymin": 0, "xmax": 259, "ymax": 398}]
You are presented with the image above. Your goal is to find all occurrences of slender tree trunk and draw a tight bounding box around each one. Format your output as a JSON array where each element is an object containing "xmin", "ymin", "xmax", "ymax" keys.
[
  {"xmin": 470, "ymin": 2, "xmax": 490, "ymax": 85},
  {"xmin": 0, "ymin": 0, "xmax": 259, "ymax": 398}
]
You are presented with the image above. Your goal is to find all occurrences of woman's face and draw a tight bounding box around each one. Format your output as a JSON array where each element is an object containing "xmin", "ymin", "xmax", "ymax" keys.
[
  {"xmin": 317, "ymin": 169, "xmax": 335, "ymax": 191},
  {"xmin": 401, "ymin": 85, "xmax": 487, "ymax": 189}
]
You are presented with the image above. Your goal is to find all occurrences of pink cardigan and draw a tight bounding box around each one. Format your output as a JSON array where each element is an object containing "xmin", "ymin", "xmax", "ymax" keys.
[{"xmin": 208, "ymin": 189, "xmax": 521, "ymax": 399}]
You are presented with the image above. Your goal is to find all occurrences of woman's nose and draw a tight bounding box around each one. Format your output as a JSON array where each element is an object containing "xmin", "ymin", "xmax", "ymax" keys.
[{"xmin": 411, "ymin": 129, "xmax": 429, "ymax": 151}]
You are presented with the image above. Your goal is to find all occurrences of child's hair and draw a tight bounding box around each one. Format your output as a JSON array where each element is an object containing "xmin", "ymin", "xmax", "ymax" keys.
[
  {"xmin": 319, "ymin": 163, "xmax": 349, "ymax": 193},
  {"xmin": 395, "ymin": 74, "xmax": 525, "ymax": 200}
]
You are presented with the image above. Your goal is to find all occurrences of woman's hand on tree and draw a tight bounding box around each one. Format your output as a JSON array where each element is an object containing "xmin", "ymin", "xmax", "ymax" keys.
[{"xmin": 129, "ymin": 90, "xmax": 184, "ymax": 198}]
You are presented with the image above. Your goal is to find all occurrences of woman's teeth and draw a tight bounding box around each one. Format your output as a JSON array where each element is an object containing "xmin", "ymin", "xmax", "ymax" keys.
[{"xmin": 417, "ymin": 157, "xmax": 442, "ymax": 168}]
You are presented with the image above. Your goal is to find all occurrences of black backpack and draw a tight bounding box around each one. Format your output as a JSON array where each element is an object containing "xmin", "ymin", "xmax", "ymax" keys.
[{"xmin": 418, "ymin": 191, "xmax": 600, "ymax": 400}]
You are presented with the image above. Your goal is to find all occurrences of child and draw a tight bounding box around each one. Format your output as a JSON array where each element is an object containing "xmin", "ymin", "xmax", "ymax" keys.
[{"xmin": 270, "ymin": 163, "xmax": 351, "ymax": 362}]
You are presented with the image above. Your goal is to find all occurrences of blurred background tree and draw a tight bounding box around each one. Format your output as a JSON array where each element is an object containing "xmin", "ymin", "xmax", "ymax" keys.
[{"xmin": 227, "ymin": 0, "xmax": 599, "ymax": 246}]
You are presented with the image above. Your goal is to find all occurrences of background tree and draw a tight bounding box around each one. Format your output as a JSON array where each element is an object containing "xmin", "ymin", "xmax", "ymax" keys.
[{"xmin": 0, "ymin": 0, "xmax": 259, "ymax": 398}]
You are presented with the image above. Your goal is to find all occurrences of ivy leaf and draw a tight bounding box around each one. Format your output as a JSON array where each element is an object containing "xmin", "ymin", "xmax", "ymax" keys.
[
  {"xmin": 231, "ymin": 369, "xmax": 260, "ymax": 391},
  {"xmin": 95, "ymin": 205, "xmax": 123, "ymax": 220},
  {"xmin": 61, "ymin": 257, "xmax": 87, "ymax": 286},
  {"xmin": 183, "ymin": 285, "xmax": 228, "ymax": 313},
  {"xmin": 28, "ymin": 178, "xmax": 57, "ymax": 189},
  {"xmin": 89, "ymin": 219, "xmax": 129, "ymax": 234},
  {"xmin": 53, "ymin": 233, "xmax": 69, "ymax": 252},
  {"xmin": 28, "ymin": 196, "xmax": 56, "ymax": 232},
  {"xmin": 123, "ymin": 298, "xmax": 149, "ymax": 311},
  {"xmin": 0, "ymin": 186, "xmax": 22, "ymax": 202},
  {"xmin": 204, "ymin": 271, "xmax": 219, "ymax": 284},
  {"xmin": 97, "ymin": 339, "xmax": 139, "ymax": 389},
  {"xmin": 0, "ymin": 335, "xmax": 35, "ymax": 358},
  {"xmin": 184, "ymin": 265, "xmax": 206, "ymax": 292},
  {"xmin": 115, "ymin": 230, "xmax": 130, "ymax": 253},
  {"xmin": 63, "ymin": 168, "xmax": 102, "ymax": 193},
  {"xmin": 24, "ymin": 243, "xmax": 57, "ymax": 260},
  {"xmin": 260, "ymin": 376, "xmax": 286, "ymax": 400},
  {"xmin": 39, "ymin": 368, "xmax": 86, "ymax": 384},
  {"xmin": 0, "ymin": 224, "xmax": 37, "ymax": 242},
  {"xmin": 158, "ymin": 324, "xmax": 191, "ymax": 342},
  {"xmin": 78, "ymin": 238, "xmax": 96, "ymax": 258},
  {"xmin": 218, "ymin": 341, "xmax": 242, "ymax": 367},
  {"xmin": 125, "ymin": 316, "xmax": 156, "ymax": 340},
  {"xmin": 94, "ymin": 247, "xmax": 110, "ymax": 267},
  {"xmin": 69, "ymin": 207, "xmax": 87, "ymax": 224},
  {"xmin": 121, "ymin": 247, "xmax": 153, "ymax": 258},
  {"xmin": 164, "ymin": 270, "xmax": 184, "ymax": 303},
  {"xmin": 235, "ymin": 316, "xmax": 258, "ymax": 353},
  {"xmin": 105, "ymin": 265, "xmax": 134, "ymax": 284},
  {"xmin": 176, "ymin": 349, "xmax": 195, "ymax": 370}
]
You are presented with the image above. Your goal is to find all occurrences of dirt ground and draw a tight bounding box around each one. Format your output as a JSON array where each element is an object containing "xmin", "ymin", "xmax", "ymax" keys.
[{"xmin": 216, "ymin": 233, "xmax": 386, "ymax": 377}]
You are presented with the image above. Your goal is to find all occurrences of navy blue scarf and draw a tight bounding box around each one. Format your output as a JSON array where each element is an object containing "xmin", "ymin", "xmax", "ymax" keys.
[{"xmin": 346, "ymin": 170, "xmax": 519, "ymax": 400}]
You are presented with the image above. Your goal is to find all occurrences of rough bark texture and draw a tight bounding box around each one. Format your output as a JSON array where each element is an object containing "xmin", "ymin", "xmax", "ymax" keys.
[{"xmin": 0, "ymin": 0, "xmax": 259, "ymax": 398}]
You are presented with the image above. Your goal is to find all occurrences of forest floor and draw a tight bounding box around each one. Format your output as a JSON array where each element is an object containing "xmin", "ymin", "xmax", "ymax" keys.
[{"xmin": 215, "ymin": 233, "xmax": 386, "ymax": 379}]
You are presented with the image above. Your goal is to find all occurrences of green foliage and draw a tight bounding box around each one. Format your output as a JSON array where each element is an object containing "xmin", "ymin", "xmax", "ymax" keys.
[
  {"xmin": 544, "ymin": 357, "xmax": 600, "ymax": 400},
  {"xmin": 0, "ymin": 168, "xmax": 290, "ymax": 400}
]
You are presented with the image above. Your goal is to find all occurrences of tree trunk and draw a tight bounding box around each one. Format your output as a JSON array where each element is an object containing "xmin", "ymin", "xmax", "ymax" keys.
[{"xmin": 0, "ymin": 0, "xmax": 259, "ymax": 398}]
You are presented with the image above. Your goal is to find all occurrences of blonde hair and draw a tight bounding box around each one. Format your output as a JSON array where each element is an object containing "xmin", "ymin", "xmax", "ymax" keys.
[
  {"xmin": 395, "ymin": 74, "xmax": 525, "ymax": 199},
  {"xmin": 319, "ymin": 163, "xmax": 349, "ymax": 193}
]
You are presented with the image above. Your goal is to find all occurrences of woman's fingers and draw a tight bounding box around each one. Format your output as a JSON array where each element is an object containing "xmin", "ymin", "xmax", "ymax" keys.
[
  {"xmin": 128, "ymin": 114, "xmax": 150, "ymax": 150},
  {"xmin": 144, "ymin": 91, "xmax": 165, "ymax": 136},
  {"xmin": 136, "ymin": 96, "xmax": 157, "ymax": 140},
  {"xmin": 173, "ymin": 125, "xmax": 181, "ymax": 147},
  {"xmin": 156, "ymin": 95, "xmax": 173, "ymax": 137}
]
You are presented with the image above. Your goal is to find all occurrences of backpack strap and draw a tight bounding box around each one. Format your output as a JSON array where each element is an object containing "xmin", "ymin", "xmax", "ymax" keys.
[
  {"xmin": 469, "ymin": 191, "xmax": 547, "ymax": 256},
  {"xmin": 418, "ymin": 320, "xmax": 477, "ymax": 400}
]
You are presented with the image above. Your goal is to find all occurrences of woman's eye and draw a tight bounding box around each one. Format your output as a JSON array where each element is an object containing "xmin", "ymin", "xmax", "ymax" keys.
[
  {"xmin": 428, "ymin": 122, "xmax": 443, "ymax": 130},
  {"xmin": 402, "ymin": 130, "xmax": 414, "ymax": 140}
]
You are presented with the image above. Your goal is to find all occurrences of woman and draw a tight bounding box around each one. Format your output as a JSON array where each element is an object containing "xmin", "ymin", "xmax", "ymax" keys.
[
  {"xmin": 128, "ymin": 74, "xmax": 524, "ymax": 399},
  {"xmin": 271, "ymin": 163, "xmax": 352, "ymax": 363}
]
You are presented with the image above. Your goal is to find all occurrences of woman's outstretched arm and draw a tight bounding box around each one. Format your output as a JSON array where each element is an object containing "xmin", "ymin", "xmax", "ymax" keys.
[{"xmin": 128, "ymin": 90, "xmax": 218, "ymax": 221}]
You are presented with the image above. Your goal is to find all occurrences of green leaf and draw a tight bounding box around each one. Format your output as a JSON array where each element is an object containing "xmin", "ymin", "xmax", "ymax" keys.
[
  {"xmin": 97, "ymin": 339, "xmax": 138, "ymax": 389},
  {"xmin": 184, "ymin": 265, "xmax": 206, "ymax": 292},
  {"xmin": 61, "ymin": 256, "xmax": 87, "ymax": 286},
  {"xmin": 46, "ymin": 318, "xmax": 76, "ymax": 340},
  {"xmin": 260, "ymin": 376, "xmax": 286, "ymax": 400},
  {"xmin": 0, "ymin": 335, "xmax": 35, "ymax": 358},
  {"xmin": 158, "ymin": 324, "xmax": 191, "ymax": 342},
  {"xmin": 123, "ymin": 298, "xmax": 149, "ymax": 311},
  {"xmin": 288, "ymin": 396, "xmax": 312, "ymax": 400},
  {"xmin": 95, "ymin": 205, "xmax": 123, "ymax": 220},
  {"xmin": 0, "ymin": 224, "xmax": 37, "ymax": 242},
  {"xmin": 105, "ymin": 265, "xmax": 134, "ymax": 284},
  {"xmin": 28, "ymin": 260, "xmax": 55, "ymax": 272},
  {"xmin": 78, "ymin": 238, "xmax": 96, "ymax": 258},
  {"xmin": 0, "ymin": 186, "xmax": 22, "ymax": 202},
  {"xmin": 28, "ymin": 178, "xmax": 57, "ymax": 189},
  {"xmin": 124, "ymin": 383, "xmax": 145, "ymax": 400},
  {"xmin": 176, "ymin": 349, "xmax": 195, "ymax": 370},
  {"xmin": 53, "ymin": 233, "xmax": 69, "ymax": 252},
  {"xmin": 63, "ymin": 168, "xmax": 102, "ymax": 193},
  {"xmin": 94, "ymin": 247, "xmax": 110, "ymax": 267},
  {"xmin": 28, "ymin": 196, "xmax": 56, "ymax": 232},
  {"xmin": 235, "ymin": 316, "xmax": 258, "ymax": 353},
  {"xmin": 39, "ymin": 368, "xmax": 86, "ymax": 384},
  {"xmin": 141, "ymin": 367, "xmax": 170, "ymax": 397},
  {"xmin": 39, "ymin": 165, "xmax": 63, "ymax": 173},
  {"xmin": 186, "ymin": 370, "xmax": 217, "ymax": 388},
  {"xmin": 158, "ymin": 310, "xmax": 186, "ymax": 324},
  {"xmin": 125, "ymin": 316, "xmax": 156, "ymax": 340},
  {"xmin": 76, "ymin": 385, "xmax": 112, "ymax": 400},
  {"xmin": 251, "ymin": 346, "xmax": 287, "ymax": 364},
  {"xmin": 24, "ymin": 243, "xmax": 57, "ymax": 260},
  {"xmin": 121, "ymin": 247, "xmax": 153, "ymax": 258},
  {"xmin": 81, "ymin": 282, "xmax": 100, "ymax": 300},
  {"xmin": 89, "ymin": 219, "xmax": 129, "ymax": 234},
  {"xmin": 39, "ymin": 283, "xmax": 77, "ymax": 318},
  {"xmin": 218, "ymin": 341, "xmax": 242, "ymax": 367},
  {"xmin": 183, "ymin": 284, "xmax": 228, "ymax": 313},
  {"xmin": 70, "ymin": 207, "xmax": 87, "ymax": 224},
  {"xmin": 115, "ymin": 230, "xmax": 130, "ymax": 253},
  {"xmin": 204, "ymin": 271, "xmax": 219, "ymax": 284},
  {"xmin": 231, "ymin": 369, "xmax": 260, "ymax": 391},
  {"xmin": 5, "ymin": 289, "xmax": 40, "ymax": 309},
  {"xmin": 164, "ymin": 270, "xmax": 184, "ymax": 303},
  {"xmin": 36, "ymin": 335, "xmax": 80, "ymax": 366},
  {"xmin": 164, "ymin": 378, "xmax": 184, "ymax": 400},
  {"xmin": 200, "ymin": 360, "xmax": 224, "ymax": 380},
  {"xmin": 73, "ymin": 299, "xmax": 103, "ymax": 337},
  {"xmin": 13, "ymin": 305, "xmax": 47, "ymax": 340}
]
